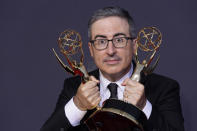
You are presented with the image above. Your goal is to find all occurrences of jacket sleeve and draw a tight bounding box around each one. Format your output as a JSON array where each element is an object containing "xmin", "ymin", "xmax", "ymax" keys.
[
  {"xmin": 144, "ymin": 75, "xmax": 184, "ymax": 131},
  {"xmin": 40, "ymin": 76, "xmax": 88, "ymax": 131}
]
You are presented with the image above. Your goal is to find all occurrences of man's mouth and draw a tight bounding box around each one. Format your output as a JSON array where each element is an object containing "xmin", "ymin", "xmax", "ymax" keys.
[{"xmin": 104, "ymin": 59, "xmax": 121, "ymax": 65}]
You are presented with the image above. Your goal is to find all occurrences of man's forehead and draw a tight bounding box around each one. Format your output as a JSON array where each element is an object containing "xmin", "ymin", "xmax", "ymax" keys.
[{"xmin": 91, "ymin": 16, "xmax": 130, "ymax": 38}]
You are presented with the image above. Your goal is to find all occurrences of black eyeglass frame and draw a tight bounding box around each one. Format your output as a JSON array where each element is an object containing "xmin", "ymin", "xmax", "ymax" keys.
[{"xmin": 90, "ymin": 37, "xmax": 134, "ymax": 50}]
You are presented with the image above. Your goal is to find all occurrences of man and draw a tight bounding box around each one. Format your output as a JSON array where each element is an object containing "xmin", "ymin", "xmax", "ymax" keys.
[{"xmin": 41, "ymin": 7, "xmax": 184, "ymax": 131}]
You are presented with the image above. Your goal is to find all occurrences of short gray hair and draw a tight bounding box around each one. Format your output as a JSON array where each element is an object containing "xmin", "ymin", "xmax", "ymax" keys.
[{"xmin": 88, "ymin": 6, "xmax": 136, "ymax": 40}]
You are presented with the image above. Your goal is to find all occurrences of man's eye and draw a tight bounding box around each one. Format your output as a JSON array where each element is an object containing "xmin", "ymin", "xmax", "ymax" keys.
[
  {"xmin": 114, "ymin": 38, "xmax": 124, "ymax": 43},
  {"xmin": 98, "ymin": 39, "xmax": 107, "ymax": 44}
]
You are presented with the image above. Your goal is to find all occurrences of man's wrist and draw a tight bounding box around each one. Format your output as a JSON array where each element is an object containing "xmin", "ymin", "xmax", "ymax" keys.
[
  {"xmin": 64, "ymin": 97, "xmax": 87, "ymax": 126},
  {"xmin": 73, "ymin": 96, "xmax": 87, "ymax": 111}
]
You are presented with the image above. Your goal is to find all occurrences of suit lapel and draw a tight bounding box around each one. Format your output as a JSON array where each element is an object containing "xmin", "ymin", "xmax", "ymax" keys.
[{"xmin": 89, "ymin": 69, "xmax": 99, "ymax": 80}]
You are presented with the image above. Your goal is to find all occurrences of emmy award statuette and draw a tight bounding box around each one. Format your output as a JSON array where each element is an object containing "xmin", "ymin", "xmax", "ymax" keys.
[{"xmin": 52, "ymin": 30, "xmax": 89, "ymax": 82}]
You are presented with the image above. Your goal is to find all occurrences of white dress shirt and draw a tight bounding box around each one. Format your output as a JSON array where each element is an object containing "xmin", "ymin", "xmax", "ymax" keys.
[{"xmin": 64, "ymin": 64, "xmax": 152, "ymax": 126}]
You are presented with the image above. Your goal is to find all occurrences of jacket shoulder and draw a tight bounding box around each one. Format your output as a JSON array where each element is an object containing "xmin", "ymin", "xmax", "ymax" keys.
[
  {"xmin": 146, "ymin": 73, "xmax": 179, "ymax": 86},
  {"xmin": 145, "ymin": 73, "xmax": 180, "ymax": 102}
]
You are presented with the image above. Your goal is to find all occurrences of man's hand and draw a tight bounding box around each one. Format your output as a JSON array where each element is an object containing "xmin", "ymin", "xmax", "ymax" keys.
[
  {"xmin": 122, "ymin": 78, "xmax": 146, "ymax": 110},
  {"xmin": 73, "ymin": 76, "xmax": 101, "ymax": 111}
]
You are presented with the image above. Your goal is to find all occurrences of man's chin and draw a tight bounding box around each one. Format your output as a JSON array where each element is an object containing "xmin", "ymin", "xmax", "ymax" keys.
[
  {"xmin": 99, "ymin": 64, "xmax": 131, "ymax": 81},
  {"xmin": 101, "ymin": 68, "xmax": 122, "ymax": 77}
]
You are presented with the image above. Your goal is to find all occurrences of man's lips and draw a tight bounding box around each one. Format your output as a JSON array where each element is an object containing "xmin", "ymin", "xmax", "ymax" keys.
[{"xmin": 104, "ymin": 59, "xmax": 121, "ymax": 65}]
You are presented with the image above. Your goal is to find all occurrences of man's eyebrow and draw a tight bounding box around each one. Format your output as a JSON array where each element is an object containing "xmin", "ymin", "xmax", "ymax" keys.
[
  {"xmin": 94, "ymin": 35, "xmax": 107, "ymax": 39},
  {"xmin": 94, "ymin": 33, "xmax": 127, "ymax": 39},
  {"xmin": 113, "ymin": 33, "xmax": 127, "ymax": 37}
]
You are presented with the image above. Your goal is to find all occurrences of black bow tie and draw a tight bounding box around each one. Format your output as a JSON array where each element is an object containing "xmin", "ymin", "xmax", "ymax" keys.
[{"xmin": 107, "ymin": 83, "xmax": 118, "ymax": 99}]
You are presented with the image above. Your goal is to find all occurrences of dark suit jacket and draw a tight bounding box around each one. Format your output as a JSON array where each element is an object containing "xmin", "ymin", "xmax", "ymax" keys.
[{"xmin": 41, "ymin": 69, "xmax": 184, "ymax": 131}]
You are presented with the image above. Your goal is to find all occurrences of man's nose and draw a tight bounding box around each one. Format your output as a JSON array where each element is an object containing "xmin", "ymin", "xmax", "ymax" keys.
[{"xmin": 106, "ymin": 41, "xmax": 116, "ymax": 55}]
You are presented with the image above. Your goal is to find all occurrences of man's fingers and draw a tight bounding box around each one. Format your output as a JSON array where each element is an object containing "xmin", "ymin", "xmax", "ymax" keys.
[
  {"xmin": 74, "ymin": 76, "xmax": 100, "ymax": 110},
  {"xmin": 121, "ymin": 78, "xmax": 130, "ymax": 86},
  {"xmin": 122, "ymin": 78, "xmax": 138, "ymax": 86},
  {"xmin": 86, "ymin": 86, "xmax": 99, "ymax": 98},
  {"xmin": 85, "ymin": 90, "xmax": 100, "ymax": 109},
  {"xmin": 80, "ymin": 80, "xmax": 98, "ymax": 92},
  {"xmin": 125, "ymin": 86, "xmax": 143, "ymax": 94},
  {"xmin": 89, "ymin": 76, "xmax": 99, "ymax": 83},
  {"xmin": 92, "ymin": 96, "xmax": 101, "ymax": 106},
  {"xmin": 87, "ymin": 91, "xmax": 100, "ymax": 104},
  {"xmin": 123, "ymin": 78, "xmax": 144, "ymax": 94}
]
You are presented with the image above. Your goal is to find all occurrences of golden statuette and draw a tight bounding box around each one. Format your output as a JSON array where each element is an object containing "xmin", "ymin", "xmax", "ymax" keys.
[
  {"xmin": 131, "ymin": 26, "xmax": 162, "ymax": 82},
  {"xmin": 52, "ymin": 30, "xmax": 89, "ymax": 82}
]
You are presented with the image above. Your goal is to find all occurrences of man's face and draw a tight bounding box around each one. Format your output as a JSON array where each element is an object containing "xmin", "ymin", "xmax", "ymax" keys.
[{"xmin": 88, "ymin": 16, "xmax": 136, "ymax": 81}]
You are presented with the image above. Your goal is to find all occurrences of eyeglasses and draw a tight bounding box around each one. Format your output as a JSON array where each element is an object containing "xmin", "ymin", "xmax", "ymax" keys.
[{"xmin": 90, "ymin": 37, "xmax": 133, "ymax": 50}]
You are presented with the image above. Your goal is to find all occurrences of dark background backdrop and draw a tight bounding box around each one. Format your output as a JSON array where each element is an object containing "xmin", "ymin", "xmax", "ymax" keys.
[{"xmin": 1, "ymin": 0, "xmax": 197, "ymax": 131}]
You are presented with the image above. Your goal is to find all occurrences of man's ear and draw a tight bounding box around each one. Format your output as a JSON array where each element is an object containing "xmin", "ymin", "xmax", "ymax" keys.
[{"xmin": 88, "ymin": 42, "xmax": 94, "ymax": 57}]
